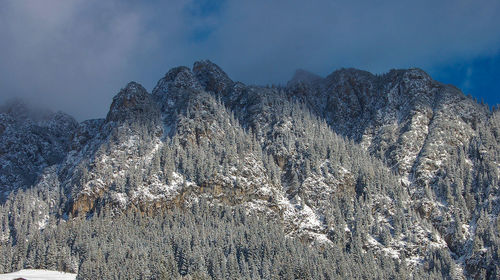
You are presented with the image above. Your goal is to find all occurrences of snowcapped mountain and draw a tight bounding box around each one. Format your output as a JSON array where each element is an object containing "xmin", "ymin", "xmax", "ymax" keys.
[{"xmin": 0, "ymin": 60, "xmax": 498, "ymax": 279}]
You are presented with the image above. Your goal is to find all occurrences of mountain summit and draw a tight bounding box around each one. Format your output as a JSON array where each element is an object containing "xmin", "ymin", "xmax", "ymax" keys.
[{"xmin": 0, "ymin": 60, "xmax": 499, "ymax": 279}]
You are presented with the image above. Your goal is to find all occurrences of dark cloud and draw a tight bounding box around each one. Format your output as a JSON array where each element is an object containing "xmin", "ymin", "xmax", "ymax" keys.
[
  {"xmin": 0, "ymin": 0, "xmax": 188, "ymax": 120},
  {"xmin": 1, "ymin": 0, "xmax": 499, "ymax": 120},
  {"xmin": 205, "ymin": 0, "xmax": 500, "ymax": 84}
]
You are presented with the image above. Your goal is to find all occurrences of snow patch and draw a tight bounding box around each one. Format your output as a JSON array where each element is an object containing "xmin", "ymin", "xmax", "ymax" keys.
[
  {"xmin": 131, "ymin": 172, "xmax": 194, "ymax": 202},
  {"xmin": 382, "ymin": 247, "xmax": 400, "ymax": 259},
  {"xmin": 278, "ymin": 194, "xmax": 331, "ymax": 244},
  {"xmin": 111, "ymin": 192, "xmax": 128, "ymax": 208},
  {"xmin": 406, "ymin": 256, "xmax": 424, "ymax": 266},
  {"xmin": 38, "ymin": 214, "xmax": 49, "ymax": 230},
  {"xmin": 0, "ymin": 269, "xmax": 76, "ymax": 280}
]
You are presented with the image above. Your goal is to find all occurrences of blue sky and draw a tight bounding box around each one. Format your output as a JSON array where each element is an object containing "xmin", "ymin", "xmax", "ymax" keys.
[
  {"xmin": 0, "ymin": 0, "xmax": 499, "ymax": 120},
  {"xmin": 429, "ymin": 52, "xmax": 500, "ymax": 108}
]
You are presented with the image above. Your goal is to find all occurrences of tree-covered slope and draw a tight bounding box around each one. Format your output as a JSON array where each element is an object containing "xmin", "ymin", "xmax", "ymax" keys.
[{"xmin": 0, "ymin": 61, "xmax": 498, "ymax": 279}]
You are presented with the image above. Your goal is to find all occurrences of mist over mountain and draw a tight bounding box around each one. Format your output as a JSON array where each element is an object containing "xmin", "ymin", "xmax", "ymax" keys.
[{"xmin": 0, "ymin": 61, "xmax": 499, "ymax": 279}]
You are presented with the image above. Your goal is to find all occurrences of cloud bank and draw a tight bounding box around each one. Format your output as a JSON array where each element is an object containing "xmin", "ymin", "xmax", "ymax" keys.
[{"xmin": 1, "ymin": 0, "xmax": 499, "ymax": 120}]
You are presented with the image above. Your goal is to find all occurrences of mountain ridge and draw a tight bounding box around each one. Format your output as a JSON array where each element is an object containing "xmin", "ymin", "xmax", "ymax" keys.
[{"xmin": 0, "ymin": 60, "xmax": 499, "ymax": 279}]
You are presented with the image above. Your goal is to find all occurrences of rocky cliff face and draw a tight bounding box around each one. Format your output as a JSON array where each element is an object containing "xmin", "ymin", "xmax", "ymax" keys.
[
  {"xmin": 0, "ymin": 101, "xmax": 78, "ymax": 197},
  {"xmin": 1, "ymin": 61, "xmax": 499, "ymax": 278}
]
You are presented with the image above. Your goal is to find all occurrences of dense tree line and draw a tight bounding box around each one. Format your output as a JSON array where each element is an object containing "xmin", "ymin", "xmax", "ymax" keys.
[{"xmin": 0, "ymin": 186, "xmax": 457, "ymax": 279}]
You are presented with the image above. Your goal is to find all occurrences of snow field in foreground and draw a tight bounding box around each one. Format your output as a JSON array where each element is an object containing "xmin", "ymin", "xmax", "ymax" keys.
[{"xmin": 0, "ymin": 269, "xmax": 76, "ymax": 280}]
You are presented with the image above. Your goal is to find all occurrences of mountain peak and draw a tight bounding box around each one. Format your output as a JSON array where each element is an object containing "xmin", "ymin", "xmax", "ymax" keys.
[
  {"xmin": 106, "ymin": 81, "xmax": 156, "ymax": 123},
  {"xmin": 193, "ymin": 60, "xmax": 233, "ymax": 95},
  {"xmin": 124, "ymin": 81, "xmax": 147, "ymax": 94},
  {"xmin": 154, "ymin": 66, "xmax": 202, "ymax": 95},
  {"xmin": 386, "ymin": 67, "xmax": 431, "ymax": 79},
  {"xmin": 325, "ymin": 67, "xmax": 375, "ymax": 82}
]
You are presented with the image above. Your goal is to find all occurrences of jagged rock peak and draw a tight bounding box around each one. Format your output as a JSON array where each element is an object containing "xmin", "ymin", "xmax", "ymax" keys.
[
  {"xmin": 385, "ymin": 67, "xmax": 432, "ymax": 81},
  {"xmin": 42, "ymin": 111, "xmax": 79, "ymax": 136},
  {"xmin": 154, "ymin": 66, "xmax": 202, "ymax": 94},
  {"xmin": 152, "ymin": 66, "xmax": 204, "ymax": 116},
  {"xmin": 325, "ymin": 67, "xmax": 376, "ymax": 83},
  {"xmin": 106, "ymin": 81, "xmax": 156, "ymax": 122},
  {"xmin": 110, "ymin": 82, "xmax": 149, "ymax": 105},
  {"xmin": 193, "ymin": 60, "xmax": 234, "ymax": 95}
]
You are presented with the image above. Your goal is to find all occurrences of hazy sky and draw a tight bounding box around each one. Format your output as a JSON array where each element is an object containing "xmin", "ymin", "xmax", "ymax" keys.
[{"xmin": 1, "ymin": 0, "xmax": 499, "ymax": 120}]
